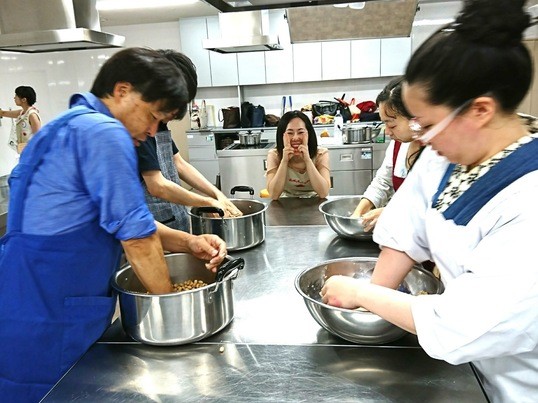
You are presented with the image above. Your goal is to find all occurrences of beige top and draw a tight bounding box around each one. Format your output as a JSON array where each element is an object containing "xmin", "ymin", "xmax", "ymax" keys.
[{"xmin": 266, "ymin": 147, "xmax": 329, "ymax": 198}]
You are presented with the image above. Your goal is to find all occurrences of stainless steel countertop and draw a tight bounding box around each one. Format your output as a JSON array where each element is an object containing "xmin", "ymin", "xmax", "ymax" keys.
[{"xmin": 43, "ymin": 200, "xmax": 488, "ymax": 402}]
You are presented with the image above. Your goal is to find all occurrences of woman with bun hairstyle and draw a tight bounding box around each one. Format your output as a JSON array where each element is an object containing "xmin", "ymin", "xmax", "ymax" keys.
[
  {"xmin": 321, "ymin": 1, "xmax": 538, "ymax": 401},
  {"xmin": 266, "ymin": 110, "xmax": 330, "ymax": 199}
]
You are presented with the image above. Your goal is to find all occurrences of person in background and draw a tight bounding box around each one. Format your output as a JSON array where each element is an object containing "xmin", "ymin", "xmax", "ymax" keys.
[
  {"xmin": 0, "ymin": 47, "xmax": 226, "ymax": 402},
  {"xmin": 266, "ymin": 110, "xmax": 330, "ymax": 199},
  {"xmin": 137, "ymin": 50, "xmax": 241, "ymax": 232},
  {"xmin": 351, "ymin": 77, "xmax": 423, "ymax": 231},
  {"xmin": 0, "ymin": 86, "xmax": 42, "ymax": 154},
  {"xmin": 321, "ymin": 1, "xmax": 538, "ymax": 401}
]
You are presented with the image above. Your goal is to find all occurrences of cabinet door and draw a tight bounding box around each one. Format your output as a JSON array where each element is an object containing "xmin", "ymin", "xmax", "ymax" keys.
[
  {"xmin": 238, "ymin": 52, "xmax": 266, "ymax": 85},
  {"xmin": 265, "ymin": 47, "xmax": 293, "ymax": 83},
  {"xmin": 206, "ymin": 16, "xmax": 239, "ymax": 87},
  {"xmin": 351, "ymin": 39, "xmax": 381, "ymax": 78},
  {"xmin": 293, "ymin": 42, "xmax": 322, "ymax": 83},
  {"xmin": 380, "ymin": 37, "xmax": 411, "ymax": 77},
  {"xmin": 322, "ymin": 41, "xmax": 351, "ymax": 80},
  {"xmin": 330, "ymin": 170, "xmax": 372, "ymax": 196},
  {"xmin": 179, "ymin": 18, "xmax": 212, "ymax": 87}
]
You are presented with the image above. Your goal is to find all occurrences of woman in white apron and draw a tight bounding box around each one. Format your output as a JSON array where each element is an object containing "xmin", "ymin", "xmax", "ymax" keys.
[{"xmin": 321, "ymin": 1, "xmax": 538, "ymax": 401}]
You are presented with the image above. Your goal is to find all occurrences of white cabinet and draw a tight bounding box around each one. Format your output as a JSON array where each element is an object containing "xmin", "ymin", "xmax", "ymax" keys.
[
  {"xmin": 293, "ymin": 42, "xmax": 322, "ymax": 82},
  {"xmin": 265, "ymin": 46, "xmax": 293, "ymax": 83},
  {"xmin": 178, "ymin": 18, "xmax": 212, "ymax": 87},
  {"xmin": 351, "ymin": 39, "xmax": 381, "ymax": 78},
  {"xmin": 322, "ymin": 41, "xmax": 351, "ymax": 80},
  {"xmin": 380, "ymin": 37, "xmax": 412, "ymax": 77},
  {"xmin": 237, "ymin": 52, "xmax": 266, "ymax": 85},
  {"xmin": 206, "ymin": 16, "xmax": 239, "ymax": 87}
]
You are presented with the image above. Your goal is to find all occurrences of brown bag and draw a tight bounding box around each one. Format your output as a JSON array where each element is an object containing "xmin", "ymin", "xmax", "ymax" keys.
[
  {"xmin": 219, "ymin": 107, "xmax": 240, "ymax": 129},
  {"xmin": 264, "ymin": 114, "xmax": 280, "ymax": 127}
]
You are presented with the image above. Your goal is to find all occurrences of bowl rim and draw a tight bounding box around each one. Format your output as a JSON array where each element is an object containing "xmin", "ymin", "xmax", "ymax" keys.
[
  {"xmin": 110, "ymin": 252, "xmax": 224, "ymax": 297},
  {"xmin": 294, "ymin": 257, "xmax": 380, "ymax": 315},
  {"xmin": 294, "ymin": 256, "xmax": 441, "ymax": 314},
  {"xmin": 318, "ymin": 196, "xmax": 365, "ymax": 222}
]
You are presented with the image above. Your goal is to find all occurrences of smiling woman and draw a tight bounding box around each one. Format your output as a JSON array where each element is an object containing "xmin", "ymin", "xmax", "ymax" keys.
[{"xmin": 266, "ymin": 110, "xmax": 331, "ymax": 199}]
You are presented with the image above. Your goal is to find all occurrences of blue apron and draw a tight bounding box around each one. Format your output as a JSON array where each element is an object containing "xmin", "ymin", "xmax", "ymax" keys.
[
  {"xmin": 0, "ymin": 106, "xmax": 123, "ymax": 402},
  {"xmin": 432, "ymin": 137, "xmax": 538, "ymax": 225}
]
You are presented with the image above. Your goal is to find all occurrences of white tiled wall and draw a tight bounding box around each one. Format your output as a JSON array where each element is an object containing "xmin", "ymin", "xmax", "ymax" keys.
[{"xmin": 0, "ymin": 22, "xmax": 181, "ymax": 176}]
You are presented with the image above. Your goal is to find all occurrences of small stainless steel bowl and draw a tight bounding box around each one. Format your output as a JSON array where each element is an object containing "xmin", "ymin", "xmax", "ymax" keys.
[
  {"xmin": 295, "ymin": 257, "xmax": 444, "ymax": 344},
  {"xmin": 319, "ymin": 196, "xmax": 372, "ymax": 241}
]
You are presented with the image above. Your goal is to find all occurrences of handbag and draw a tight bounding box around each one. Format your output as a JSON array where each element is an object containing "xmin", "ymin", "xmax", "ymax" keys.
[
  {"xmin": 240, "ymin": 102, "xmax": 253, "ymax": 128},
  {"xmin": 219, "ymin": 106, "xmax": 240, "ymax": 129},
  {"xmin": 251, "ymin": 105, "xmax": 265, "ymax": 128},
  {"xmin": 312, "ymin": 100, "xmax": 339, "ymax": 117}
]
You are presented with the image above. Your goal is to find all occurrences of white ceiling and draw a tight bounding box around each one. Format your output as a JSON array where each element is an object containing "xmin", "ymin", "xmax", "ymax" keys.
[{"xmin": 97, "ymin": 0, "xmax": 455, "ymax": 27}]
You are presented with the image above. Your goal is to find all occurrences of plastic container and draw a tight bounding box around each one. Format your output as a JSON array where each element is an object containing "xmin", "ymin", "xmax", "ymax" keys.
[{"xmin": 333, "ymin": 110, "xmax": 343, "ymax": 144}]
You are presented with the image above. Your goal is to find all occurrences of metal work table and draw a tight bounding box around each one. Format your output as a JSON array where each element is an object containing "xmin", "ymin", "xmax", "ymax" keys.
[{"xmin": 43, "ymin": 200, "xmax": 488, "ymax": 402}]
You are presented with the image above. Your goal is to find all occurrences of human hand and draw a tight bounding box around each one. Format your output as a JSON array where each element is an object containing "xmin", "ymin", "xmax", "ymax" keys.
[
  {"xmin": 282, "ymin": 133, "xmax": 295, "ymax": 162},
  {"xmin": 320, "ymin": 275, "xmax": 363, "ymax": 309},
  {"xmin": 187, "ymin": 234, "xmax": 227, "ymax": 272},
  {"xmin": 361, "ymin": 208, "xmax": 384, "ymax": 232},
  {"xmin": 217, "ymin": 196, "xmax": 243, "ymax": 217}
]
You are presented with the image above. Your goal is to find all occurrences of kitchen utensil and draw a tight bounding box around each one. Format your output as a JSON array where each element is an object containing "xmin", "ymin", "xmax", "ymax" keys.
[
  {"xmin": 238, "ymin": 131, "xmax": 261, "ymax": 146},
  {"xmin": 319, "ymin": 196, "xmax": 372, "ymax": 240},
  {"xmin": 188, "ymin": 186, "xmax": 268, "ymax": 251},
  {"xmin": 111, "ymin": 253, "xmax": 245, "ymax": 346},
  {"xmin": 295, "ymin": 257, "xmax": 444, "ymax": 344}
]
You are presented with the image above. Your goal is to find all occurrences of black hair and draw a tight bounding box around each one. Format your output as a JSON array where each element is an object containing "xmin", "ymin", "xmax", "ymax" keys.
[
  {"xmin": 376, "ymin": 76, "xmax": 412, "ymax": 119},
  {"xmin": 405, "ymin": 0, "xmax": 533, "ymax": 112},
  {"xmin": 275, "ymin": 110, "xmax": 318, "ymax": 160},
  {"xmin": 15, "ymin": 86, "xmax": 37, "ymax": 105},
  {"xmin": 157, "ymin": 49, "xmax": 198, "ymax": 120},
  {"xmin": 90, "ymin": 47, "xmax": 189, "ymax": 118}
]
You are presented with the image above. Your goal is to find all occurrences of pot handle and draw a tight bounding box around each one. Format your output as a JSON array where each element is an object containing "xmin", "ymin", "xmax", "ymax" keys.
[
  {"xmin": 195, "ymin": 206, "xmax": 225, "ymax": 217},
  {"xmin": 210, "ymin": 256, "xmax": 245, "ymax": 296},
  {"xmin": 216, "ymin": 255, "xmax": 245, "ymax": 282},
  {"xmin": 230, "ymin": 186, "xmax": 254, "ymax": 196}
]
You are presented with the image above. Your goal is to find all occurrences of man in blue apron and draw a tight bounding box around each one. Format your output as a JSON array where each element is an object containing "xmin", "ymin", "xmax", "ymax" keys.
[{"xmin": 0, "ymin": 47, "xmax": 226, "ymax": 402}]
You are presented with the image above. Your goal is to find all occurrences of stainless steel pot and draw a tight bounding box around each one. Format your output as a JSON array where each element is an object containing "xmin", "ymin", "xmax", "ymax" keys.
[
  {"xmin": 111, "ymin": 253, "xmax": 245, "ymax": 346},
  {"xmin": 238, "ymin": 131, "xmax": 261, "ymax": 146},
  {"xmin": 188, "ymin": 186, "xmax": 268, "ymax": 251}
]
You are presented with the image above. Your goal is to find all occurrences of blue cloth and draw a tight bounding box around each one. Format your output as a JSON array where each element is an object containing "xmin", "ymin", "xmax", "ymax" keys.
[
  {"xmin": 16, "ymin": 92, "xmax": 156, "ymax": 240},
  {"xmin": 0, "ymin": 105, "xmax": 124, "ymax": 402},
  {"xmin": 433, "ymin": 138, "xmax": 538, "ymax": 226}
]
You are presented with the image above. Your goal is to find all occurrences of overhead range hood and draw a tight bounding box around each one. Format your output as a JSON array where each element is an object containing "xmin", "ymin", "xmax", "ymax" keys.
[
  {"xmin": 203, "ymin": 10, "xmax": 282, "ymax": 53},
  {"xmin": 0, "ymin": 0, "xmax": 124, "ymax": 53}
]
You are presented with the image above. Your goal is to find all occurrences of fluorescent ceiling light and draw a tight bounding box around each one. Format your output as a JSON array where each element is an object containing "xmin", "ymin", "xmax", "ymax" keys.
[
  {"xmin": 333, "ymin": 2, "xmax": 365, "ymax": 9},
  {"xmin": 96, "ymin": 0, "xmax": 197, "ymax": 11},
  {"xmin": 413, "ymin": 18, "xmax": 454, "ymax": 27}
]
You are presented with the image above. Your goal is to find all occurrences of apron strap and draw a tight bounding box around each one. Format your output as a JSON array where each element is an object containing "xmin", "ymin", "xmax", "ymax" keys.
[
  {"xmin": 433, "ymin": 138, "xmax": 538, "ymax": 226},
  {"xmin": 7, "ymin": 106, "xmax": 98, "ymax": 232}
]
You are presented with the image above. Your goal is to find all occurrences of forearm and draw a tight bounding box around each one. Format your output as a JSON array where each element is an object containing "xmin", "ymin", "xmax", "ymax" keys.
[
  {"xmin": 156, "ymin": 180, "xmax": 218, "ymax": 208},
  {"xmin": 179, "ymin": 162, "xmax": 220, "ymax": 198},
  {"xmin": 305, "ymin": 160, "xmax": 330, "ymax": 198},
  {"xmin": 358, "ymin": 282, "xmax": 416, "ymax": 334},
  {"xmin": 371, "ymin": 246, "xmax": 415, "ymax": 289},
  {"xmin": 155, "ymin": 221, "xmax": 192, "ymax": 252},
  {"xmin": 267, "ymin": 163, "xmax": 288, "ymax": 200},
  {"xmin": 0, "ymin": 109, "xmax": 21, "ymax": 119},
  {"xmin": 121, "ymin": 233, "xmax": 173, "ymax": 294}
]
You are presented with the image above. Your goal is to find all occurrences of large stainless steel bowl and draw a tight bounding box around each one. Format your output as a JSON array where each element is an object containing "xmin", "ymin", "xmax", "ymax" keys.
[
  {"xmin": 319, "ymin": 196, "xmax": 372, "ymax": 241},
  {"xmin": 295, "ymin": 257, "xmax": 444, "ymax": 344},
  {"xmin": 111, "ymin": 253, "xmax": 244, "ymax": 346}
]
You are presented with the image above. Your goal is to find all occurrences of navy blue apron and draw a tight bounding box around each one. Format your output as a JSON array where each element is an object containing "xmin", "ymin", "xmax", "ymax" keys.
[
  {"xmin": 0, "ymin": 106, "xmax": 123, "ymax": 402},
  {"xmin": 432, "ymin": 137, "xmax": 538, "ymax": 225}
]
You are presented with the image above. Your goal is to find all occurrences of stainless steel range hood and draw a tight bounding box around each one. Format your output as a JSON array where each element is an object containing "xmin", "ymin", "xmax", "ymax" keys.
[
  {"xmin": 0, "ymin": 0, "xmax": 124, "ymax": 53},
  {"xmin": 203, "ymin": 11, "xmax": 283, "ymax": 53}
]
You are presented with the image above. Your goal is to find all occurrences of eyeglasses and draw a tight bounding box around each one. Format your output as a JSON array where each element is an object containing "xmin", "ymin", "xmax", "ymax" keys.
[{"xmin": 409, "ymin": 100, "xmax": 472, "ymax": 144}]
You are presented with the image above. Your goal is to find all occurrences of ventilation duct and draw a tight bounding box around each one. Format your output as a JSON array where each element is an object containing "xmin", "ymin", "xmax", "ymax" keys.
[
  {"xmin": 0, "ymin": 0, "xmax": 124, "ymax": 53},
  {"xmin": 203, "ymin": 11, "xmax": 282, "ymax": 53}
]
